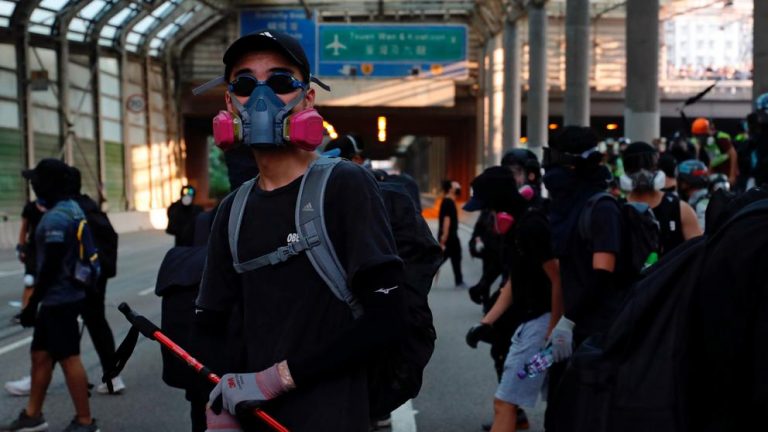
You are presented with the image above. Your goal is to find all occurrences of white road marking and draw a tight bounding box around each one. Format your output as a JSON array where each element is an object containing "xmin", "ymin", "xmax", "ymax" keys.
[
  {"xmin": 0, "ymin": 269, "xmax": 23, "ymax": 278},
  {"xmin": 392, "ymin": 400, "xmax": 418, "ymax": 432},
  {"xmin": 0, "ymin": 336, "xmax": 32, "ymax": 357},
  {"xmin": 138, "ymin": 286, "xmax": 155, "ymax": 296}
]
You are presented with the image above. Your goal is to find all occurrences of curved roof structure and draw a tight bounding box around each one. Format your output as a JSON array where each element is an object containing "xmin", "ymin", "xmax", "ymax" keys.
[{"xmin": 0, "ymin": 0, "xmax": 752, "ymax": 60}]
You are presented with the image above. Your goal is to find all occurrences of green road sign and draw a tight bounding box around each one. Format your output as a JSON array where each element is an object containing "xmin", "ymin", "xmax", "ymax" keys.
[{"xmin": 319, "ymin": 24, "xmax": 467, "ymax": 63}]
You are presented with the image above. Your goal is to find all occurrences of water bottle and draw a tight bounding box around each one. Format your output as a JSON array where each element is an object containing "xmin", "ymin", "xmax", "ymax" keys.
[{"xmin": 517, "ymin": 344, "xmax": 554, "ymax": 379}]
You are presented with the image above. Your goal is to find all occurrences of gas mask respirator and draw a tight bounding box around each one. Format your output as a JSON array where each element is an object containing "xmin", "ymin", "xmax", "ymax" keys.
[
  {"xmin": 619, "ymin": 169, "xmax": 666, "ymax": 192},
  {"xmin": 492, "ymin": 185, "xmax": 536, "ymax": 235},
  {"xmin": 194, "ymin": 72, "xmax": 328, "ymax": 152}
]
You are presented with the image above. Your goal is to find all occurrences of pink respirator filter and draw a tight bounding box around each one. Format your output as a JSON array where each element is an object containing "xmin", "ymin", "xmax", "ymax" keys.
[
  {"xmin": 495, "ymin": 212, "xmax": 515, "ymax": 235},
  {"xmin": 284, "ymin": 109, "xmax": 324, "ymax": 151},
  {"xmin": 212, "ymin": 111, "xmax": 241, "ymax": 151}
]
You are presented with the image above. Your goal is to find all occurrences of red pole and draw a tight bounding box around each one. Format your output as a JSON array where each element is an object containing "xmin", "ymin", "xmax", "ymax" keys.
[
  {"xmin": 152, "ymin": 331, "xmax": 288, "ymax": 432},
  {"xmin": 118, "ymin": 303, "xmax": 288, "ymax": 432}
]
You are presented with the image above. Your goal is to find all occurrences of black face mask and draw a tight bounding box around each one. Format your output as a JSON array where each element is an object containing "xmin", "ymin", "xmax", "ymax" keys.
[{"xmin": 455, "ymin": 188, "xmax": 461, "ymax": 198}]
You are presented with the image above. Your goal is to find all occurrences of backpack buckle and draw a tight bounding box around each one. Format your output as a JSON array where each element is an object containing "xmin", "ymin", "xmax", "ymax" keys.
[{"xmin": 270, "ymin": 244, "xmax": 300, "ymax": 265}]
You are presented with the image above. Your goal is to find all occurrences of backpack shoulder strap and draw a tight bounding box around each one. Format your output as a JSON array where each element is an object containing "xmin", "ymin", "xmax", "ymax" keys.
[
  {"xmin": 578, "ymin": 192, "xmax": 615, "ymax": 241},
  {"xmin": 228, "ymin": 178, "xmax": 257, "ymax": 272},
  {"xmin": 297, "ymin": 157, "xmax": 363, "ymax": 319}
]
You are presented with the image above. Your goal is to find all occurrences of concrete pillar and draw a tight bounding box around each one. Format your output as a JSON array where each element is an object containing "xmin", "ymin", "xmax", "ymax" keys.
[
  {"xmin": 564, "ymin": 0, "xmax": 590, "ymax": 126},
  {"xmin": 16, "ymin": 32, "xmax": 34, "ymax": 173},
  {"xmin": 91, "ymin": 46, "xmax": 106, "ymax": 206},
  {"xmin": 475, "ymin": 41, "xmax": 487, "ymax": 174},
  {"xmin": 754, "ymin": 0, "xmax": 768, "ymax": 101},
  {"xmin": 624, "ymin": 0, "xmax": 660, "ymax": 143},
  {"xmin": 57, "ymin": 37, "xmax": 73, "ymax": 164},
  {"xmin": 119, "ymin": 51, "xmax": 134, "ymax": 210},
  {"xmin": 502, "ymin": 18, "xmax": 521, "ymax": 151},
  {"xmin": 485, "ymin": 37, "xmax": 495, "ymax": 166},
  {"xmin": 527, "ymin": 2, "xmax": 548, "ymax": 159}
]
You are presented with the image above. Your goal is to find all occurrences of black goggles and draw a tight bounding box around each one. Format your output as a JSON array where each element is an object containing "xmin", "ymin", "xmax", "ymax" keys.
[{"xmin": 228, "ymin": 72, "xmax": 307, "ymax": 97}]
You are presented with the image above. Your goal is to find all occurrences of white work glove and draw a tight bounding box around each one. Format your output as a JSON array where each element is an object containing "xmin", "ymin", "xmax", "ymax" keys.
[{"xmin": 549, "ymin": 316, "xmax": 575, "ymax": 362}]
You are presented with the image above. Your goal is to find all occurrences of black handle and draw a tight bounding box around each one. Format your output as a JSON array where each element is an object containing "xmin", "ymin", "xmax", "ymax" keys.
[
  {"xmin": 118, "ymin": 302, "xmax": 137, "ymax": 324},
  {"xmin": 118, "ymin": 302, "xmax": 160, "ymax": 340}
]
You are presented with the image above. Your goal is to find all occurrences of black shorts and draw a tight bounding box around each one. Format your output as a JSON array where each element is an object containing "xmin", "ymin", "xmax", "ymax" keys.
[{"xmin": 31, "ymin": 301, "xmax": 83, "ymax": 361}]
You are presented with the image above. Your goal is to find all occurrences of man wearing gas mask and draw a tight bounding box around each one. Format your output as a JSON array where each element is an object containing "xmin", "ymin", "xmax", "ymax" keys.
[
  {"xmin": 463, "ymin": 166, "xmax": 562, "ymax": 432},
  {"xmin": 620, "ymin": 142, "xmax": 701, "ymax": 256},
  {"xmin": 192, "ymin": 31, "xmax": 404, "ymax": 431},
  {"xmin": 166, "ymin": 185, "xmax": 203, "ymax": 247}
]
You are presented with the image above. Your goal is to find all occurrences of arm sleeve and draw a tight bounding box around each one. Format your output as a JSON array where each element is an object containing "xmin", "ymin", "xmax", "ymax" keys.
[
  {"xmin": 195, "ymin": 196, "xmax": 240, "ymax": 312},
  {"xmin": 289, "ymin": 163, "xmax": 406, "ymax": 386},
  {"xmin": 590, "ymin": 200, "xmax": 622, "ymax": 255}
]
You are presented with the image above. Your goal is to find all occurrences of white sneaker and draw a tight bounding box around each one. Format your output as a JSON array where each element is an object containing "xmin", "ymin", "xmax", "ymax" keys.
[
  {"xmin": 96, "ymin": 376, "xmax": 126, "ymax": 395},
  {"xmin": 4, "ymin": 375, "xmax": 31, "ymax": 396}
]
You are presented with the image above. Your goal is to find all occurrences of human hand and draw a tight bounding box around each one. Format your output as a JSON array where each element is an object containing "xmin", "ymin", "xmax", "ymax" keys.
[
  {"xmin": 209, "ymin": 362, "xmax": 294, "ymax": 416},
  {"xmin": 548, "ymin": 316, "xmax": 575, "ymax": 362},
  {"xmin": 19, "ymin": 304, "xmax": 37, "ymax": 328},
  {"xmin": 205, "ymin": 407, "xmax": 242, "ymax": 432},
  {"xmin": 465, "ymin": 323, "xmax": 493, "ymax": 349}
]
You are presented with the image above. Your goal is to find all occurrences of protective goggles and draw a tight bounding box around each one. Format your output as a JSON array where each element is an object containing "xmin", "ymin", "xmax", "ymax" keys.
[{"xmin": 228, "ymin": 72, "xmax": 307, "ymax": 97}]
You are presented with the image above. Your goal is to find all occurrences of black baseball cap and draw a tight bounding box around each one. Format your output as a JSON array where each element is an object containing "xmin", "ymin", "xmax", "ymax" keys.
[
  {"xmin": 223, "ymin": 30, "xmax": 329, "ymax": 91},
  {"xmin": 324, "ymin": 134, "xmax": 364, "ymax": 160},
  {"xmin": 463, "ymin": 166, "xmax": 522, "ymax": 212}
]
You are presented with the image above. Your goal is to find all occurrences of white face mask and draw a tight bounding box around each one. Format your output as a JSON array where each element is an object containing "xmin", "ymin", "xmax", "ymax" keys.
[{"xmin": 181, "ymin": 195, "xmax": 193, "ymax": 206}]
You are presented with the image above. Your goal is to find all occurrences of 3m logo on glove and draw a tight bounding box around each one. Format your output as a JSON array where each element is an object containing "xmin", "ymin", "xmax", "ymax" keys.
[{"xmin": 227, "ymin": 376, "xmax": 237, "ymax": 389}]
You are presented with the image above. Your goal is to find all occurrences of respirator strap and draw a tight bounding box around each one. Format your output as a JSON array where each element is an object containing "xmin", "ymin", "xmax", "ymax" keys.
[
  {"xmin": 192, "ymin": 75, "xmax": 226, "ymax": 96},
  {"xmin": 276, "ymin": 89, "xmax": 306, "ymax": 125}
]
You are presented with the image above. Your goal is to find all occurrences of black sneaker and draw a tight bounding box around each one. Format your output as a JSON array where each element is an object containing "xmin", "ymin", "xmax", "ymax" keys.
[
  {"xmin": 0, "ymin": 409, "xmax": 48, "ymax": 431},
  {"xmin": 61, "ymin": 418, "xmax": 99, "ymax": 432}
]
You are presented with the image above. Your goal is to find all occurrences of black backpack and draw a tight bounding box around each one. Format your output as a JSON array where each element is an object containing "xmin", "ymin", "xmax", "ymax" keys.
[
  {"xmin": 579, "ymin": 192, "xmax": 660, "ymax": 281},
  {"xmin": 75, "ymin": 195, "xmax": 119, "ymax": 279},
  {"xmin": 550, "ymin": 197, "xmax": 768, "ymax": 432},
  {"xmin": 227, "ymin": 157, "xmax": 441, "ymax": 417}
]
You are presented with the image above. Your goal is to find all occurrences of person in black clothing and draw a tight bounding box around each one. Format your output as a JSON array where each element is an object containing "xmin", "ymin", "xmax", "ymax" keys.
[
  {"xmin": 1, "ymin": 159, "xmax": 98, "ymax": 432},
  {"xmin": 438, "ymin": 179, "xmax": 464, "ymax": 288},
  {"xmin": 14, "ymin": 200, "xmax": 45, "ymax": 321},
  {"xmin": 621, "ymin": 142, "xmax": 702, "ymax": 256},
  {"xmin": 464, "ymin": 166, "xmax": 562, "ymax": 432},
  {"xmin": 541, "ymin": 126, "xmax": 624, "ymax": 431},
  {"xmin": 194, "ymin": 30, "xmax": 405, "ymax": 431},
  {"xmin": 67, "ymin": 167, "xmax": 125, "ymax": 394},
  {"xmin": 166, "ymin": 186, "xmax": 203, "ymax": 247},
  {"xmin": 466, "ymin": 209, "xmax": 504, "ymax": 309}
]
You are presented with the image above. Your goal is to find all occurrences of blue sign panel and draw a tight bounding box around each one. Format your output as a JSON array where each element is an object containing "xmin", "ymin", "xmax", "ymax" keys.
[
  {"xmin": 240, "ymin": 10, "xmax": 317, "ymax": 75},
  {"xmin": 317, "ymin": 24, "xmax": 468, "ymax": 79}
]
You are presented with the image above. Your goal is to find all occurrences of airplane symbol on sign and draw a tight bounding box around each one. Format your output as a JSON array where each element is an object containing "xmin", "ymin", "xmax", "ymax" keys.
[{"xmin": 326, "ymin": 34, "xmax": 347, "ymax": 56}]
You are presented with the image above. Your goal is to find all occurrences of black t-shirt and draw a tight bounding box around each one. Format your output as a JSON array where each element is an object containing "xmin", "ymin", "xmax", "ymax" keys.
[
  {"xmin": 438, "ymin": 197, "xmax": 459, "ymax": 241},
  {"xmin": 653, "ymin": 192, "xmax": 685, "ymax": 256},
  {"xmin": 197, "ymin": 161, "xmax": 400, "ymax": 431},
  {"xmin": 558, "ymin": 198, "xmax": 622, "ymax": 341},
  {"xmin": 504, "ymin": 209, "xmax": 555, "ymax": 322}
]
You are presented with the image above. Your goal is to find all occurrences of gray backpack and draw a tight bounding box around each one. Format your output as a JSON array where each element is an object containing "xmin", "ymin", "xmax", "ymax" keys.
[{"xmin": 228, "ymin": 157, "xmax": 437, "ymax": 416}]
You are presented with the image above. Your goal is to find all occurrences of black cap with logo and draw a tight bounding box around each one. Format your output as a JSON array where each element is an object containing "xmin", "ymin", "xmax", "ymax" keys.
[{"xmin": 223, "ymin": 30, "xmax": 330, "ymax": 91}]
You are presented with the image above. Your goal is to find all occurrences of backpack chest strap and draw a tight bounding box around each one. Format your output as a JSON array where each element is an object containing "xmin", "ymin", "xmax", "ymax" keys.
[{"xmin": 232, "ymin": 234, "xmax": 320, "ymax": 273}]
